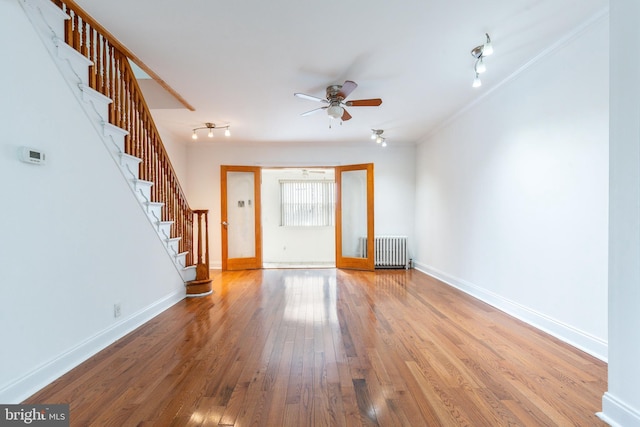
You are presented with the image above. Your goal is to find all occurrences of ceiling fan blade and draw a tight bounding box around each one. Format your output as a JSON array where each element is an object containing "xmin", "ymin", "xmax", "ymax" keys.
[
  {"xmin": 341, "ymin": 108, "xmax": 352, "ymax": 121},
  {"xmin": 345, "ymin": 98, "xmax": 382, "ymax": 107},
  {"xmin": 301, "ymin": 106, "xmax": 327, "ymax": 116},
  {"xmin": 338, "ymin": 80, "xmax": 358, "ymax": 99},
  {"xmin": 294, "ymin": 93, "xmax": 328, "ymax": 103}
]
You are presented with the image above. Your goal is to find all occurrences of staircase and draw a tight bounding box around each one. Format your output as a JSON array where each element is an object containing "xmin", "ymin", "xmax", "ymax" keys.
[{"xmin": 19, "ymin": 0, "xmax": 212, "ymax": 296}]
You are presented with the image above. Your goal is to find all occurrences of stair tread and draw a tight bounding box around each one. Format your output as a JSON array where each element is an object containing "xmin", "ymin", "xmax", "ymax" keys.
[{"xmin": 120, "ymin": 152, "xmax": 142, "ymax": 163}]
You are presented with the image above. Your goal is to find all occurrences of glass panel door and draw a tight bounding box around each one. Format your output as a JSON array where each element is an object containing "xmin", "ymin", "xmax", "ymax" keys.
[
  {"xmin": 221, "ymin": 166, "xmax": 262, "ymax": 270},
  {"xmin": 335, "ymin": 163, "xmax": 374, "ymax": 270}
]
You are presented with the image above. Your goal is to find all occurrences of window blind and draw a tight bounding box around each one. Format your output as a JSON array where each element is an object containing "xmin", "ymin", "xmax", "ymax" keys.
[{"xmin": 280, "ymin": 180, "xmax": 335, "ymax": 227}]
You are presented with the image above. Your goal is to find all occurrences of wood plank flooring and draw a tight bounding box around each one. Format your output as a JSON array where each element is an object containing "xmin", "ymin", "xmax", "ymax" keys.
[{"xmin": 25, "ymin": 269, "xmax": 608, "ymax": 426}]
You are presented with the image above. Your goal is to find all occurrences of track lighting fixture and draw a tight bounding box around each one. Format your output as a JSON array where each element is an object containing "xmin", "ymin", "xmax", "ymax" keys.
[
  {"xmin": 370, "ymin": 129, "xmax": 387, "ymax": 147},
  {"xmin": 470, "ymin": 33, "xmax": 493, "ymax": 88},
  {"xmin": 191, "ymin": 122, "xmax": 231, "ymax": 140}
]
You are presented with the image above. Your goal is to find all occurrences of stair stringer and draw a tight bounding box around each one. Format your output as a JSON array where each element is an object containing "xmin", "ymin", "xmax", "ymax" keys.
[{"xmin": 19, "ymin": 0, "xmax": 196, "ymax": 283}]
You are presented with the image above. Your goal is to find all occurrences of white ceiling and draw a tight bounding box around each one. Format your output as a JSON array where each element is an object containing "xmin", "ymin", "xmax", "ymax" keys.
[{"xmin": 74, "ymin": 0, "xmax": 607, "ymax": 148}]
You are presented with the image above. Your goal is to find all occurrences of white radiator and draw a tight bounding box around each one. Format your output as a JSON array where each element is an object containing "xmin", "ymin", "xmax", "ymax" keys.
[{"xmin": 359, "ymin": 236, "xmax": 409, "ymax": 269}]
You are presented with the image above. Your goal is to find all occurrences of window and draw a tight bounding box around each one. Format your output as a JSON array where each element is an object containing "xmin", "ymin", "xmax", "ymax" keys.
[{"xmin": 280, "ymin": 180, "xmax": 335, "ymax": 227}]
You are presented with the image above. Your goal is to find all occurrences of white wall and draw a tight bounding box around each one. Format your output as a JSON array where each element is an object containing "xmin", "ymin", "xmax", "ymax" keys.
[
  {"xmin": 185, "ymin": 143, "xmax": 416, "ymax": 268},
  {"xmin": 262, "ymin": 168, "xmax": 335, "ymax": 265},
  {"xmin": 0, "ymin": 0, "xmax": 185, "ymax": 403},
  {"xmin": 156, "ymin": 123, "xmax": 189, "ymax": 188},
  {"xmin": 414, "ymin": 14, "xmax": 609, "ymax": 360},
  {"xmin": 601, "ymin": 1, "xmax": 640, "ymax": 425}
]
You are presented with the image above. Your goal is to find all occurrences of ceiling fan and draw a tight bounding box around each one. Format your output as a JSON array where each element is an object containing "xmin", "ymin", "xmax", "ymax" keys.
[{"xmin": 294, "ymin": 80, "xmax": 382, "ymax": 121}]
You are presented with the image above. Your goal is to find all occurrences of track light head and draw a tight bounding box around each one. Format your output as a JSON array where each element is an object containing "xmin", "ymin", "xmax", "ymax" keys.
[
  {"xmin": 483, "ymin": 33, "xmax": 493, "ymax": 56},
  {"xmin": 472, "ymin": 73, "xmax": 482, "ymax": 88},
  {"xmin": 475, "ymin": 57, "xmax": 486, "ymax": 74}
]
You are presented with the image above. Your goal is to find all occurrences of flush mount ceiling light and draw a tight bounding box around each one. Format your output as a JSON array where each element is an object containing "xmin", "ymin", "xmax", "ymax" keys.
[
  {"xmin": 470, "ymin": 33, "xmax": 493, "ymax": 88},
  {"xmin": 191, "ymin": 122, "xmax": 231, "ymax": 140}
]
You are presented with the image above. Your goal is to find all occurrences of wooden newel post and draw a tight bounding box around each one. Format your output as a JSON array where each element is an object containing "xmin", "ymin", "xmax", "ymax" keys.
[
  {"xmin": 187, "ymin": 209, "xmax": 213, "ymax": 296},
  {"xmin": 204, "ymin": 211, "xmax": 210, "ymax": 272},
  {"xmin": 196, "ymin": 211, "xmax": 203, "ymax": 266}
]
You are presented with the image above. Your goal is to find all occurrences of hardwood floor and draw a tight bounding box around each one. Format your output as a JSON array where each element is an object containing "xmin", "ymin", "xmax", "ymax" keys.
[{"xmin": 25, "ymin": 269, "xmax": 608, "ymax": 426}]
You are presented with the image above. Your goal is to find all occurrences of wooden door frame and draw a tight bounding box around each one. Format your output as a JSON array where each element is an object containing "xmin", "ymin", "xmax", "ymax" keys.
[
  {"xmin": 335, "ymin": 163, "xmax": 375, "ymax": 271},
  {"xmin": 221, "ymin": 165, "xmax": 263, "ymax": 270},
  {"xmin": 220, "ymin": 164, "xmax": 374, "ymax": 271}
]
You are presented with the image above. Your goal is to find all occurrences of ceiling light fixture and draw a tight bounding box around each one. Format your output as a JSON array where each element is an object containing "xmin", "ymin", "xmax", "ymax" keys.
[
  {"xmin": 472, "ymin": 73, "xmax": 482, "ymax": 88},
  {"xmin": 191, "ymin": 122, "xmax": 231, "ymax": 140},
  {"xmin": 327, "ymin": 103, "xmax": 344, "ymax": 120},
  {"xmin": 470, "ymin": 33, "xmax": 493, "ymax": 88},
  {"xmin": 483, "ymin": 33, "xmax": 493, "ymax": 56},
  {"xmin": 371, "ymin": 129, "xmax": 387, "ymax": 147},
  {"xmin": 475, "ymin": 57, "xmax": 486, "ymax": 74}
]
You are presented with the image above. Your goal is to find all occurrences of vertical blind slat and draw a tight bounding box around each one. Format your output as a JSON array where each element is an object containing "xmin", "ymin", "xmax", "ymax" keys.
[{"xmin": 280, "ymin": 180, "xmax": 335, "ymax": 227}]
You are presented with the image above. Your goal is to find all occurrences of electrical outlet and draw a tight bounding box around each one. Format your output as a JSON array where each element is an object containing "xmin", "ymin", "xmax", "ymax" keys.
[{"xmin": 113, "ymin": 303, "xmax": 121, "ymax": 318}]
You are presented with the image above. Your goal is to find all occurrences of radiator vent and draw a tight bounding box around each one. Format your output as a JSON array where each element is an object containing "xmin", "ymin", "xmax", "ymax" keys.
[{"xmin": 359, "ymin": 236, "xmax": 409, "ymax": 269}]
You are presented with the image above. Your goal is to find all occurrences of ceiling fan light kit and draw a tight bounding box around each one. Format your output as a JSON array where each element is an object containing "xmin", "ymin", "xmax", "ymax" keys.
[
  {"xmin": 327, "ymin": 103, "xmax": 344, "ymax": 119},
  {"xmin": 191, "ymin": 122, "xmax": 231, "ymax": 140},
  {"xmin": 471, "ymin": 33, "xmax": 493, "ymax": 88}
]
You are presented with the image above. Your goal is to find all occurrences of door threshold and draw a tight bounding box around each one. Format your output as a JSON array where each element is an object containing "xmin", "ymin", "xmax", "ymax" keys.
[{"xmin": 262, "ymin": 263, "xmax": 336, "ymax": 269}]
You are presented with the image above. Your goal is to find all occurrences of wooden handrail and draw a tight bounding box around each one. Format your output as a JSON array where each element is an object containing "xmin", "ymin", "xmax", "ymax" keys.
[
  {"xmin": 53, "ymin": 0, "xmax": 194, "ymax": 111},
  {"xmin": 51, "ymin": 0, "xmax": 209, "ymax": 280}
]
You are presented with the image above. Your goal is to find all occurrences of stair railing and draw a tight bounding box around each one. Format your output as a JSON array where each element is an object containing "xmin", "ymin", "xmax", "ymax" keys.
[{"xmin": 51, "ymin": 0, "xmax": 208, "ymax": 277}]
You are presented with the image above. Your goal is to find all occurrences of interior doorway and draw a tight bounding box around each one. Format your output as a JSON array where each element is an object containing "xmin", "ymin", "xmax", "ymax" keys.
[
  {"xmin": 220, "ymin": 164, "xmax": 374, "ymax": 271},
  {"xmin": 261, "ymin": 167, "xmax": 336, "ymax": 268}
]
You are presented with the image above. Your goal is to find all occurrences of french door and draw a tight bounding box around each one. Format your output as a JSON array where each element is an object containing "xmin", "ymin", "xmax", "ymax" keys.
[
  {"xmin": 220, "ymin": 163, "xmax": 374, "ymax": 271},
  {"xmin": 221, "ymin": 166, "xmax": 262, "ymax": 270},
  {"xmin": 335, "ymin": 163, "xmax": 375, "ymax": 271}
]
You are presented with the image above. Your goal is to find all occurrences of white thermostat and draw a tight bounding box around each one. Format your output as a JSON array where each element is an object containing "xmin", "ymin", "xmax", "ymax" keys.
[{"xmin": 19, "ymin": 146, "xmax": 47, "ymax": 165}]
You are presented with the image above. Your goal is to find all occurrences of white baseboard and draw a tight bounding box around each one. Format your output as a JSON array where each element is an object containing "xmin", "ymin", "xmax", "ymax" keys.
[
  {"xmin": 597, "ymin": 392, "xmax": 640, "ymax": 427},
  {"xmin": 414, "ymin": 262, "xmax": 608, "ymax": 362},
  {"xmin": 0, "ymin": 290, "xmax": 184, "ymax": 404}
]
